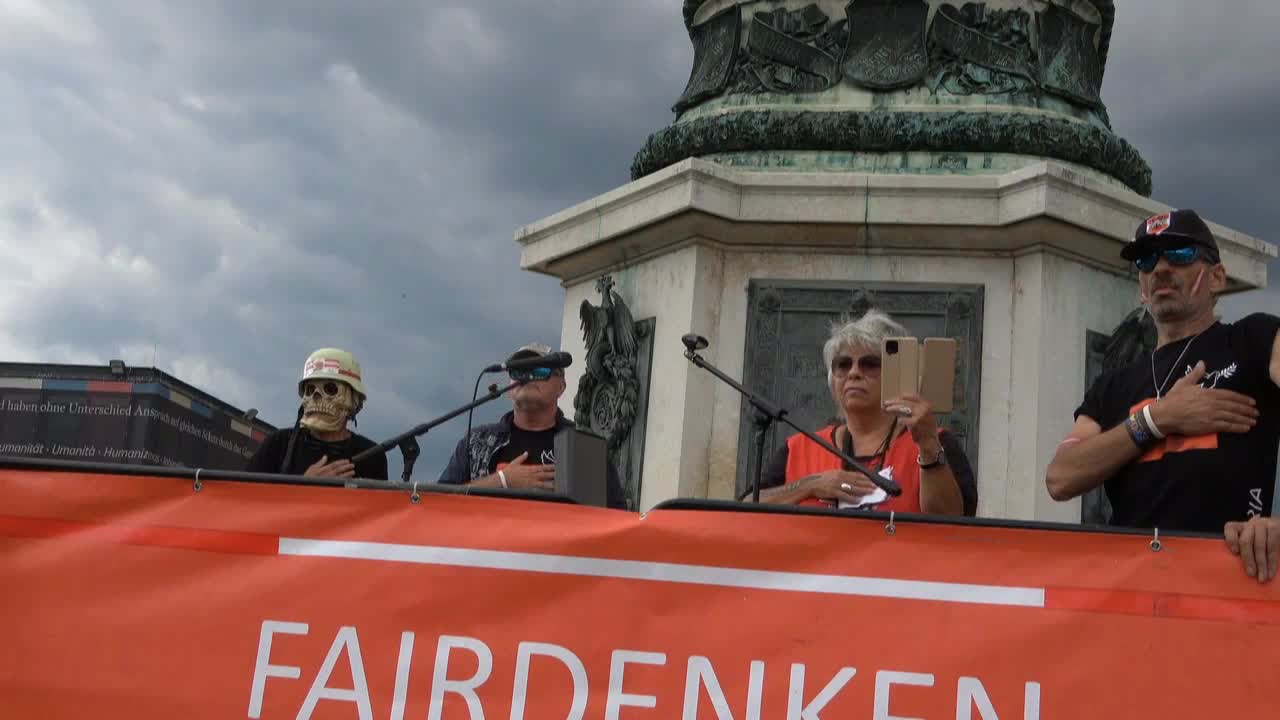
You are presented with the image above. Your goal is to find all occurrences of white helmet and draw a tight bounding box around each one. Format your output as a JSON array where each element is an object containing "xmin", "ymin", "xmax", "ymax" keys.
[{"xmin": 298, "ymin": 348, "xmax": 367, "ymax": 399}]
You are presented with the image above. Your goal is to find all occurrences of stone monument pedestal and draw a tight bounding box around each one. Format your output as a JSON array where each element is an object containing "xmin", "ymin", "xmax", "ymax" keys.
[{"xmin": 516, "ymin": 158, "xmax": 1275, "ymax": 519}]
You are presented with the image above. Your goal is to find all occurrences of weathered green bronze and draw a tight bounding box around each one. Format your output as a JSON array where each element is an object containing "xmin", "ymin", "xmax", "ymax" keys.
[{"xmin": 636, "ymin": 0, "xmax": 1150, "ymax": 195}]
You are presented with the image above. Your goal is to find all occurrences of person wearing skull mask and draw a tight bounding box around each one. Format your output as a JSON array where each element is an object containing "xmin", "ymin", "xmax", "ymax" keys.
[{"xmin": 246, "ymin": 348, "xmax": 389, "ymax": 480}]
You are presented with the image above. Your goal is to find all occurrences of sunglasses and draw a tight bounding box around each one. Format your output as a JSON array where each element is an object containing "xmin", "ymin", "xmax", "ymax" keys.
[
  {"xmin": 832, "ymin": 354, "xmax": 882, "ymax": 376},
  {"xmin": 510, "ymin": 367, "xmax": 554, "ymax": 383},
  {"xmin": 302, "ymin": 381, "xmax": 341, "ymax": 397},
  {"xmin": 1134, "ymin": 246, "xmax": 1212, "ymax": 273}
]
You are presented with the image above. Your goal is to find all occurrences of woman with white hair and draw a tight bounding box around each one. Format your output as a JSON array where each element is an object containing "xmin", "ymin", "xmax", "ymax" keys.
[{"xmin": 757, "ymin": 309, "xmax": 977, "ymax": 515}]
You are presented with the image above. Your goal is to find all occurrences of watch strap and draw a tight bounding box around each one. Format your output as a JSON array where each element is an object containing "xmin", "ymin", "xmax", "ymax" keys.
[{"xmin": 918, "ymin": 445, "xmax": 946, "ymax": 469}]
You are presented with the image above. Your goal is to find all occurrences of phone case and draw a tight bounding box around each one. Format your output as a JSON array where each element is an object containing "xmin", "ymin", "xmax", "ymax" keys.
[
  {"xmin": 880, "ymin": 337, "xmax": 919, "ymax": 406},
  {"xmin": 919, "ymin": 338, "xmax": 958, "ymax": 414}
]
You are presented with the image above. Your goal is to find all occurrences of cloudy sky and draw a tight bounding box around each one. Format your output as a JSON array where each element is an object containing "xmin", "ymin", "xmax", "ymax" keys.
[{"xmin": 2, "ymin": 0, "xmax": 1276, "ymax": 480}]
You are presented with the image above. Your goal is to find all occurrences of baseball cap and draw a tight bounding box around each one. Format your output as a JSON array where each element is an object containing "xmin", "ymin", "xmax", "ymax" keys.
[
  {"xmin": 506, "ymin": 342, "xmax": 553, "ymax": 363},
  {"xmin": 506, "ymin": 342, "xmax": 562, "ymax": 376},
  {"xmin": 1120, "ymin": 209, "xmax": 1220, "ymax": 263}
]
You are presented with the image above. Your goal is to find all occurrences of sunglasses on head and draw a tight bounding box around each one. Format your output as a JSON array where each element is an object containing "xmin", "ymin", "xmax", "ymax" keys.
[
  {"xmin": 1133, "ymin": 245, "xmax": 1213, "ymax": 273},
  {"xmin": 302, "ymin": 381, "xmax": 341, "ymax": 397},
  {"xmin": 832, "ymin": 354, "xmax": 882, "ymax": 375},
  {"xmin": 510, "ymin": 367, "xmax": 554, "ymax": 383}
]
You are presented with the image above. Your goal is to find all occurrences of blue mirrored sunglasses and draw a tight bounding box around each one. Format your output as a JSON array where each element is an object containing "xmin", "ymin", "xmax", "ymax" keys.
[
  {"xmin": 1134, "ymin": 246, "xmax": 1205, "ymax": 273},
  {"xmin": 510, "ymin": 367, "xmax": 553, "ymax": 382}
]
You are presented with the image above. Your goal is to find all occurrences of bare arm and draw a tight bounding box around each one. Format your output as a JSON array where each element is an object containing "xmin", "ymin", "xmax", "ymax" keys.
[
  {"xmin": 460, "ymin": 453, "xmax": 554, "ymax": 491},
  {"xmin": 1045, "ymin": 416, "xmax": 1141, "ymax": 501},
  {"xmin": 1270, "ymin": 330, "xmax": 1280, "ymax": 387},
  {"xmin": 1047, "ymin": 362, "xmax": 1259, "ymax": 502},
  {"xmin": 464, "ymin": 473, "xmax": 507, "ymax": 489},
  {"xmin": 758, "ymin": 476, "xmax": 823, "ymax": 504},
  {"xmin": 916, "ymin": 440, "xmax": 964, "ymax": 516},
  {"xmin": 1225, "ymin": 517, "xmax": 1280, "ymax": 583},
  {"xmin": 758, "ymin": 472, "xmax": 875, "ymax": 505},
  {"xmin": 881, "ymin": 394, "xmax": 963, "ymax": 515}
]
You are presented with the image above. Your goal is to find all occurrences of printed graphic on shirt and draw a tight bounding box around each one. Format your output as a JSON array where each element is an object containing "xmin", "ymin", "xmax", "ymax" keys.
[
  {"xmin": 496, "ymin": 448, "xmax": 554, "ymax": 471},
  {"xmin": 1202, "ymin": 362, "xmax": 1238, "ymax": 388}
]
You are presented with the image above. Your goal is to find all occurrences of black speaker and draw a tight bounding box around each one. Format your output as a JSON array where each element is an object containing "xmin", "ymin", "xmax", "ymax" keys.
[{"xmin": 554, "ymin": 424, "xmax": 610, "ymax": 508}]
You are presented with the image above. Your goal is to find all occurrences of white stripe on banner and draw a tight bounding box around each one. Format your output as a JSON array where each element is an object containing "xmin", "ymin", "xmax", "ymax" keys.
[{"xmin": 278, "ymin": 538, "xmax": 1046, "ymax": 608}]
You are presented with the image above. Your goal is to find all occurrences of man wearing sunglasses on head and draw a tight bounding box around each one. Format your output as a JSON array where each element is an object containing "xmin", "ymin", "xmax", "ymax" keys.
[
  {"xmin": 438, "ymin": 343, "xmax": 626, "ymax": 509},
  {"xmin": 246, "ymin": 348, "xmax": 388, "ymax": 480},
  {"xmin": 1047, "ymin": 209, "xmax": 1280, "ymax": 583}
]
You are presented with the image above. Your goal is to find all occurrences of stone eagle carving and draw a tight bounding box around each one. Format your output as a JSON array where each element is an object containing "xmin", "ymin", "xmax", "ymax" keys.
[
  {"xmin": 1102, "ymin": 306, "xmax": 1157, "ymax": 373},
  {"xmin": 574, "ymin": 276, "xmax": 640, "ymax": 451}
]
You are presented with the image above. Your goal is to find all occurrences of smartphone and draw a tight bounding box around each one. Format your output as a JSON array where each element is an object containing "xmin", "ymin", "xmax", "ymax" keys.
[
  {"xmin": 880, "ymin": 336, "xmax": 919, "ymax": 407},
  {"xmin": 919, "ymin": 337, "xmax": 957, "ymax": 414}
]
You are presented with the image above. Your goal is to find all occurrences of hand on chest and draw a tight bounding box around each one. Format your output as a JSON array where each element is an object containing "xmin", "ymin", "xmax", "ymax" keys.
[{"xmin": 1153, "ymin": 349, "xmax": 1249, "ymax": 399}]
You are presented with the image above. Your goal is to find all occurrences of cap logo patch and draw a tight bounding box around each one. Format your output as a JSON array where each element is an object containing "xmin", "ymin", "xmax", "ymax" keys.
[{"xmin": 1145, "ymin": 212, "xmax": 1171, "ymax": 236}]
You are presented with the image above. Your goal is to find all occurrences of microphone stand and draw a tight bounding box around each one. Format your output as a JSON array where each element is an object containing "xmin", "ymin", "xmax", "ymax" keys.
[
  {"xmin": 680, "ymin": 335, "xmax": 901, "ymax": 502},
  {"xmin": 741, "ymin": 405, "xmax": 776, "ymax": 504},
  {"xmin": 351, "ymin": 380, "xmax": 523, "ymax": 483},
  {"xmin": 279, "ymin": 405, "xmax": 305, "ymax": 474}
]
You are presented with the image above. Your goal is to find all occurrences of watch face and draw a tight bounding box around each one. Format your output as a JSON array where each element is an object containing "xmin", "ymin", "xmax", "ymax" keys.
[{"xmin": 919, "ymin": 447, "xmax": 945, "ymax": 466}]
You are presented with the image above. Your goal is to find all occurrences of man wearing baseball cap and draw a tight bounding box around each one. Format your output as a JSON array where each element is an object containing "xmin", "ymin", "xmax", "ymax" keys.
[
  {"xmin": 438, "ymin": 343, "xmax": 626, "ymax": 509},
  {"xmin": 1046, "ymin": 209, "xmax": 1280, "ymax": 582}
]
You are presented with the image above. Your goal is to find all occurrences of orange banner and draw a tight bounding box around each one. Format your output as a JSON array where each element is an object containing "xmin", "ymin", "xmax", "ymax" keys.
[{"xmin": 2, "ymin": 468, "xmax": 1278, "ymax": 719}]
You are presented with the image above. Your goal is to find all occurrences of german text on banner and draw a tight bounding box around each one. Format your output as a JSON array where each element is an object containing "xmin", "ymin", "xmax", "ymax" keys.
[{"xmin": 2, "ymin": 469, "xmax": 1278, "ymax": 718}]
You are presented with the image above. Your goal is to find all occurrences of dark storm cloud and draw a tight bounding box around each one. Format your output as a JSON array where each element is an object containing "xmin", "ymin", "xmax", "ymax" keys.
[{"xmin": 1103, "ymin": 0, "xmax": 1280, "ymax": 315}]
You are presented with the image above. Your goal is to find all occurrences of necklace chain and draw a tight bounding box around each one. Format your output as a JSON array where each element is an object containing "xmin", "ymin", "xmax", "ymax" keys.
[
  {"xmin": 1151, "ymin": 330, "xmax": 1204, "ymax": 399},
  {"xmin": 840, "ymin": 417, "xmax": 898, "ymax": 470}
]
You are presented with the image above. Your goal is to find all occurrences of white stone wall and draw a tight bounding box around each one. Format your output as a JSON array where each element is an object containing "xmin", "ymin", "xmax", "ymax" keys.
[
  {"xmin": 558, "ymin": 245, "xmax": 727, "ymax": 510},
  {"xmin": 1006, "ymin": 252, "xmax": 1137, "ymax": 522},
  {"xmin": 559, "ymin": 243, "xmax": 1136, "ymax": 520}
]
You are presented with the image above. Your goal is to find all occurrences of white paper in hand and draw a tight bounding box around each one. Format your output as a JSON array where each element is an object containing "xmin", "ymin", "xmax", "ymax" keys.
[{"xmin": 837, "ymin": 466, "xmax": 894, "ymax": 509}]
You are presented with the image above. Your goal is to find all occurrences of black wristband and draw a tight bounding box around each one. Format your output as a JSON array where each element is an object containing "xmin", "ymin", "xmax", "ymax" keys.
[{"xmin": 1124, "ymin": 413, "xmax": 1156, "ymax": 450}]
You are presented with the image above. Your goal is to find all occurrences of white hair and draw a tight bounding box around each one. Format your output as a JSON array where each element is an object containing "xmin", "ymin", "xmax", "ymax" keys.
[{"xmin": 823, "ymin": 308, "xmax": 909, "ymax": 386}]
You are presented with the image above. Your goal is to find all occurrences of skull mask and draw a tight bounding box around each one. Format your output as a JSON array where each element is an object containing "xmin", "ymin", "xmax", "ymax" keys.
[{"xmin": 299, "ymin": 379, "xmax": 358, "ymax": 433}]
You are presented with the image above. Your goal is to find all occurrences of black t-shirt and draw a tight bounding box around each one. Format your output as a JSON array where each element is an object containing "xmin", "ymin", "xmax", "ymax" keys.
[
  {"xmin": 489, "ymin": 425, "xmax": 557, "ymax": 472},
  {"xmin": 245, "ymin": 427, "xmax": 389, "ymax": 481},
  {"xmin": 1076, "ymin": 313, "xmax": 1280, "ymax": 533}
]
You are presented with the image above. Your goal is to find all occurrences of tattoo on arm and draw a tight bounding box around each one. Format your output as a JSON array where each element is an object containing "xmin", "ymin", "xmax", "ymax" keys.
[{"xmin": 759, "ymin": 474, "xmax": 820, "ymax": 498}]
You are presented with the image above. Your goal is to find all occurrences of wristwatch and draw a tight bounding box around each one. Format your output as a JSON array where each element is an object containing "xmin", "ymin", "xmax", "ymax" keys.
[{"xmin": 918, "ymin": 445, "xmax": 947, "ymax": 469}]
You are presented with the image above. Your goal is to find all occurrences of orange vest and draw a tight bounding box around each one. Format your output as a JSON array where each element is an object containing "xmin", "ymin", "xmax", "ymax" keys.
[{"xmin": 782, "ymin": 425, "xmax": 927, "ymax": 512}]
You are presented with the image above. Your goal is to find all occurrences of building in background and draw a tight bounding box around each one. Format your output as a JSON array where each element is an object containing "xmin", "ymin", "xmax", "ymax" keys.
[{"xmin": 0, "ymin": 361, "xmax": 275, "ymax": 470}]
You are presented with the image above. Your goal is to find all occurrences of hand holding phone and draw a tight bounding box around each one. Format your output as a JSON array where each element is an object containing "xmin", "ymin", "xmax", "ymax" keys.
[
  {"xmin": 881, "ymin": 336, "xmax": 957, "ymax": 413},
  {"xmin": 880, "ymin": 337, "xmax": 920, "ymax": 409}
]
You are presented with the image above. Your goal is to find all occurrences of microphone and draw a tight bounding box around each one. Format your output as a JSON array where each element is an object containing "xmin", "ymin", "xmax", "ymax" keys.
[
  {"xmin": 681, "ymin": 334, "xmax": 709, "ymax": 352},
  {"xmin": 483, "ymin": 351, "xmax": 573, "ymax": 374}
]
